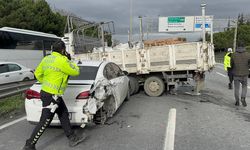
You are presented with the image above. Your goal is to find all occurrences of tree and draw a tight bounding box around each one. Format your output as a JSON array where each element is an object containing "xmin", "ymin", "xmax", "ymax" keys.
[
  {"xmin": 0, "ymin": 0, "xmax": 66, "ymax": 36},
  {"xmin": 212, "ymin": 14, "xmax": 250, "ymax": 51}
]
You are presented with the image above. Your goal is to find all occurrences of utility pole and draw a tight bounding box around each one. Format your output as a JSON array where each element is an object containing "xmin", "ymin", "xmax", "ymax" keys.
[{"xmin": 233, "ymin": 19, "xmax": 238, "ymax": 52}]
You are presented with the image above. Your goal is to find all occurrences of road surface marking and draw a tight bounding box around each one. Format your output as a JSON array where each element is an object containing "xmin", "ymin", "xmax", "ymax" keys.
[
  {"xmin": 248, "ymin": 86, "xmax": 250, "ymax": 89},
  {"xmin": 163, "ymin": 108, "xmax": 176, "ymax": 150},
  {"xmin": 0, "ymin": 116, "xmax": 26, "ymax": 130},
  {"xmin": 216, "ymin": 72, "xmax": 227, "ymax": 78}
]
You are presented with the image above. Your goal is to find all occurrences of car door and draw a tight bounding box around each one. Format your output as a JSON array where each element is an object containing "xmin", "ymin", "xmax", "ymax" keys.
[
  {"xmin": 7, "ymin": 64, "xmax": 23, "ymax": 83},
  {"xmin": 0, "ymin": 64, "xmax": 10, "ymax": 84},
  {"xmin": 110, "ymin": 63, "xmax": 128, "ymax": 103},
  {"xmin": 104, "ymin": 63, "xmax": 128, "ymax": 108}
]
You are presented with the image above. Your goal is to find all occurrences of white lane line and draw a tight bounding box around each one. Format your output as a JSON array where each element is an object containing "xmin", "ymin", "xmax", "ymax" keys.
[
  {"xmin": 248, "ymin": 86, "xmax": 250, "ymax": 89},
  {"xmin": 216, "ymin": 72, "xmax": 227, "ymax": 78},
  {"xmin": 0, "ymin": 116, "xmax": 26, "ymax": 130},
  {"xmin": 163, "ymin": 108, "xmax": 176, "ymax": 150}
]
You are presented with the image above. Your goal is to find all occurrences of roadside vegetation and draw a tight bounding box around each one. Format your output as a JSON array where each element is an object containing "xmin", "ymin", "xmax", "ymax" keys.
[
  {"xmin": 209, "ymin": 14, "xmax": 250, "ymax": 52},
  {"xmin": 0, "ymin": 93, "xmax": 25, "ymax": 117}
]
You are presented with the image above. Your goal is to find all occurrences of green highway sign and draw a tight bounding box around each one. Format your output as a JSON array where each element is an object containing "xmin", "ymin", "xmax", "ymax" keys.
[{"xmin": 168, "ymin": 17, "xmax": 185, "ymax": 23}]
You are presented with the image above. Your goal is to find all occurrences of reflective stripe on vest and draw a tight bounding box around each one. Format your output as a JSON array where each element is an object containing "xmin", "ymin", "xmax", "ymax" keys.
[{"xmin": 43, "ymin": 81, "xmax": 66, "ymax": 93}]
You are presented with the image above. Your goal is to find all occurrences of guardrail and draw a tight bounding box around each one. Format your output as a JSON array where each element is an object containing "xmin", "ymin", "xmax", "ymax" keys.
[{"xmin": 0, "ymin": 80, "xmax": 36, "ymax": 99}]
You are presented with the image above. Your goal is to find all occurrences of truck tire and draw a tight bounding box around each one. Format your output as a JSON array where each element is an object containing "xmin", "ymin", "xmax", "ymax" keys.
[
  {"xmin": 130, "ymin": 76, "xmax": 139, "ymax": 94},
  {"xmin": 128, "ymin": 77, "xmax": 136, "ymax": 95},
  {"xmin": 133, "ymin": 78, "xmax": 140, "ymax": 94},
  {"xmin": 144, "ymin": 76, "xmax": 165, "ymax": 97},
  {"xmin": 125, "ymin": 88, "xmax": 130, "ymax": 101}
]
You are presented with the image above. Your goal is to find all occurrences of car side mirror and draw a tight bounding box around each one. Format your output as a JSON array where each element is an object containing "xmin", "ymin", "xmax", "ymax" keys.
[{"xmin": 123, "ymin": 71, "xmax": 129, "ymax": 75}]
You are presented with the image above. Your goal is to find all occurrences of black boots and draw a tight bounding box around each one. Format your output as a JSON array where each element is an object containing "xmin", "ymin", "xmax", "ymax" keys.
[
  {"xmin": 235, "ymin": 101, "xmax": 240, "ymax": 106},
  {"xmin": 23, "ymin": 140, "xmax": 36, "ymax": 150},
  {"xmin": 241, "ymin": 97, "xmax": 247, "ymax": 107},
  {"xmin": 68, "ymin": 133, "xmax": 87, "ymax": 147},
  {"xmin": 235, "ymin": 98, "xmax": 247, "ymax": 107},
  {"xmin": 228, "ymin": 83, "xmax": 232, "ymax": 89}
]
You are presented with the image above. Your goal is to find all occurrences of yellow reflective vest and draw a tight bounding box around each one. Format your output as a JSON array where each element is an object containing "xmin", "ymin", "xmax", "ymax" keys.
[
  {"xmin": 224, "ymin": 52, "xmax": 232, "ymax": 71},
  {"xmin": 35, "ymin": 52, "xmax": 79, "ymax": 95}
]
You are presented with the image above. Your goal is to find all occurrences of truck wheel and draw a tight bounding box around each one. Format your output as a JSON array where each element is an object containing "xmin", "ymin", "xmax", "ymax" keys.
[
  {"xmin": 125, "ymin": 88, "xmax": 130, "ymax": 101},
  {"xmin": 132, "ymin": 77, "xmax": 140, "ymax": 94},
  {"xmin": 129, "ymin": 76, "xmax": 139, "ymax": 94},
  {"xmin": 144, "ymin": 76, "xmax": 165, "ymax": 97},
  {"xmin": 128, "ymin": 77, "xmax": 136, "ymax": 95}
]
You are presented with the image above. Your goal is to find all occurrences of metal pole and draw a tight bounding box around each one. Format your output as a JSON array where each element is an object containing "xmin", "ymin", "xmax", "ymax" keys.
[
  {"xmin": 129, "ymin": 0, "xmax": 133, "ymax": 42},
  {"xmin": 233, "ymin": 19, "xmax": 238, "ymax": 52},
  {"xmin": 201, "ymin": 3, "xmax": 206, "ymax": 44},
  {"xmin": 211, "ymin": 16, "xmax": 214, "ymax": 44},
  {"xmin": 139, "ymin": 16, "xmax": 144, "ymax": 42},
  {"xmin": 100, "ymin": 24, "xmax": 105, "ymax": 53},
  {"xmin": 146, "ymin": 17, "xmax": 149, "ymax": 40}
]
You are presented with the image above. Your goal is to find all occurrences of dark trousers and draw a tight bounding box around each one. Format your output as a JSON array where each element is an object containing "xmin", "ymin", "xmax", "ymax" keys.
[
  {"xmin": 228, "ymin": 69, "xmax": 233, "ymax": 84},
  {"xmin": 234, "ymin": 76, "xmax": 248, "ymax": 102},
  {"xmin": 27, "ymin": 90, "xmax": 73, "ymax": 145}
]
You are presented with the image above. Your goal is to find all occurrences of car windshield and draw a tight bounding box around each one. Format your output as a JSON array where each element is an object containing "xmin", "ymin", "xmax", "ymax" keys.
[{"xmin": 69, "ymin": 66, "xmax": 99, "ymax": 80}]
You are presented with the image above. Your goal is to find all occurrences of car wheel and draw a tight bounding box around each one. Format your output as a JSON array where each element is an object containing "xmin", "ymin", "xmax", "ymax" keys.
[
  {"xmin": 94, "ymin": 107, "xmax": 107, "ymax": 125},
  {"xmin": 144, "ymin": 76, "xmax": 165, "ymax": 97},
  {"xmin": 94, "ymin": 96, "xmax": 116, "ymax": 124}
]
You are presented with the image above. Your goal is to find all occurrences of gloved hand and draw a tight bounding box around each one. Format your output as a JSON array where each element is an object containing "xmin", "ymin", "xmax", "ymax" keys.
[
  {"xmin": 62, "ymin": 50, "xmax": 71, "ymax": 60},
  {"xmin": 65, "ymin": 51, "xmax": 71, "ymax": 60}
]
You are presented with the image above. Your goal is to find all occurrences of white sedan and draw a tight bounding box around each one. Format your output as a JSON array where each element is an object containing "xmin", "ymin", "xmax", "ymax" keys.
[
  {"xmin": 0, "ymin": 62, "xmax": 34, "ymax": 84},
  {"xmin": 25, "ymin": 60, "xmax": 130, "ymax": 126}
]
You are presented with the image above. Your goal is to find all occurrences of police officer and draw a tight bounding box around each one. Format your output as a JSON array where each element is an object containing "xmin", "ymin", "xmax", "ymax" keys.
[
  {"xmin": 23, "ymin": 40, "xmax": 86, "ymax": 150},
  {"xmin": 224, "ymin": 48, "xmax": 233, "ymax": 89}
]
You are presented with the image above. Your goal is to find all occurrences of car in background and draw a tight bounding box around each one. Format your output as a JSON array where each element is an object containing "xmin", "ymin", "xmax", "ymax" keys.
[
  {"xmin": 25, "ymin": 60, "xmax": 130, "ymax": 126},
  {"xmin": 0, "ymin": 62, "xmax": 34, "ymax": 84}
]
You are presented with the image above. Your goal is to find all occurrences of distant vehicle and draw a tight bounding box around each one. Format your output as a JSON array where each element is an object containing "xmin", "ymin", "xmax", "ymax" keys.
[
  {"xmin": 0, "ymin": 62, "xmax": 34, "ymax": 84},
  {"xmin": 0, "ymin": 27, "xmax": 61, "ymax": 69},
  {"xmin": 25, "ymin": 60, "xmax": 130, "ymax": 126}
]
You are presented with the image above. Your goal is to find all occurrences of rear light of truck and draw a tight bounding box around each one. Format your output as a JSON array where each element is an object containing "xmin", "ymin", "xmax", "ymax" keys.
[
  {"xmin": 76, "ymin": 91, "xmax": 90, "ymax": 100},
  {"xmin": 25, "ymin": 89, "xmax": 41, "ymax": 100}
]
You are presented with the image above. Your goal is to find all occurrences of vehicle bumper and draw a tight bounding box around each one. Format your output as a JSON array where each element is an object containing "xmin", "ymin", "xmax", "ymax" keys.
[{"xmin": 25, "ymin": 100, "xmax": 91, "ymax": 126}]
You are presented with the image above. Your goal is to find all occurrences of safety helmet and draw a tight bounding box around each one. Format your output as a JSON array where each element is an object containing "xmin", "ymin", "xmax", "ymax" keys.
[{"xmin": 227, "ymin": 48, "xmax": 233, "ymax": 52}]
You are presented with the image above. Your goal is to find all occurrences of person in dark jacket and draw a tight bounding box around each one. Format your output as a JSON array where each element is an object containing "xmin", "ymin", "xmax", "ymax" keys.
[{"xmin": 231, "ymin": 46, "xmax": 250, "ymax": 106}]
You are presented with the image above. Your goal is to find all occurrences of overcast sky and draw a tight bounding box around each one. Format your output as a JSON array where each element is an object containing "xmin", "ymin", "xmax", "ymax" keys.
[{"xmin": 46, "ymin": 0, "xmax": 250, "ymax": 42}]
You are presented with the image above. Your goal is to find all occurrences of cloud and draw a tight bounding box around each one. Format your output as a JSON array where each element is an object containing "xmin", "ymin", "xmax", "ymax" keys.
[{"xmin": 46, "ymin": 0, "xmax": 250, "ymax": 41}]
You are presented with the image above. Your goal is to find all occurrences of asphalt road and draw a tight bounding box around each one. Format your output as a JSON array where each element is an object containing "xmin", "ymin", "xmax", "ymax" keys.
[{"xmin": 1, "ymin": 64, "xmax": 250, "ymax": 150}]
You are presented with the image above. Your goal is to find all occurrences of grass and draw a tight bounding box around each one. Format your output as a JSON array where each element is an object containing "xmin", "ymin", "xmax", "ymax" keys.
[{"xmin": 0, "ymin": 93, "xmax": 25, "ymax": 117}]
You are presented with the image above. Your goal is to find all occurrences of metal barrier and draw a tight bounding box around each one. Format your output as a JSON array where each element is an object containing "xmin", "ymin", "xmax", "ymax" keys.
[{"xmin": 0, "ymin": 80, "xmax": 36, "ymax": 99}]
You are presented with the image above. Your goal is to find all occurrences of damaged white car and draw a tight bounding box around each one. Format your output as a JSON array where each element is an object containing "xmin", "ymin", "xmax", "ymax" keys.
[{"xmin": 25, "ymin": 61, "xmax": 130, "ymax": 127}]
